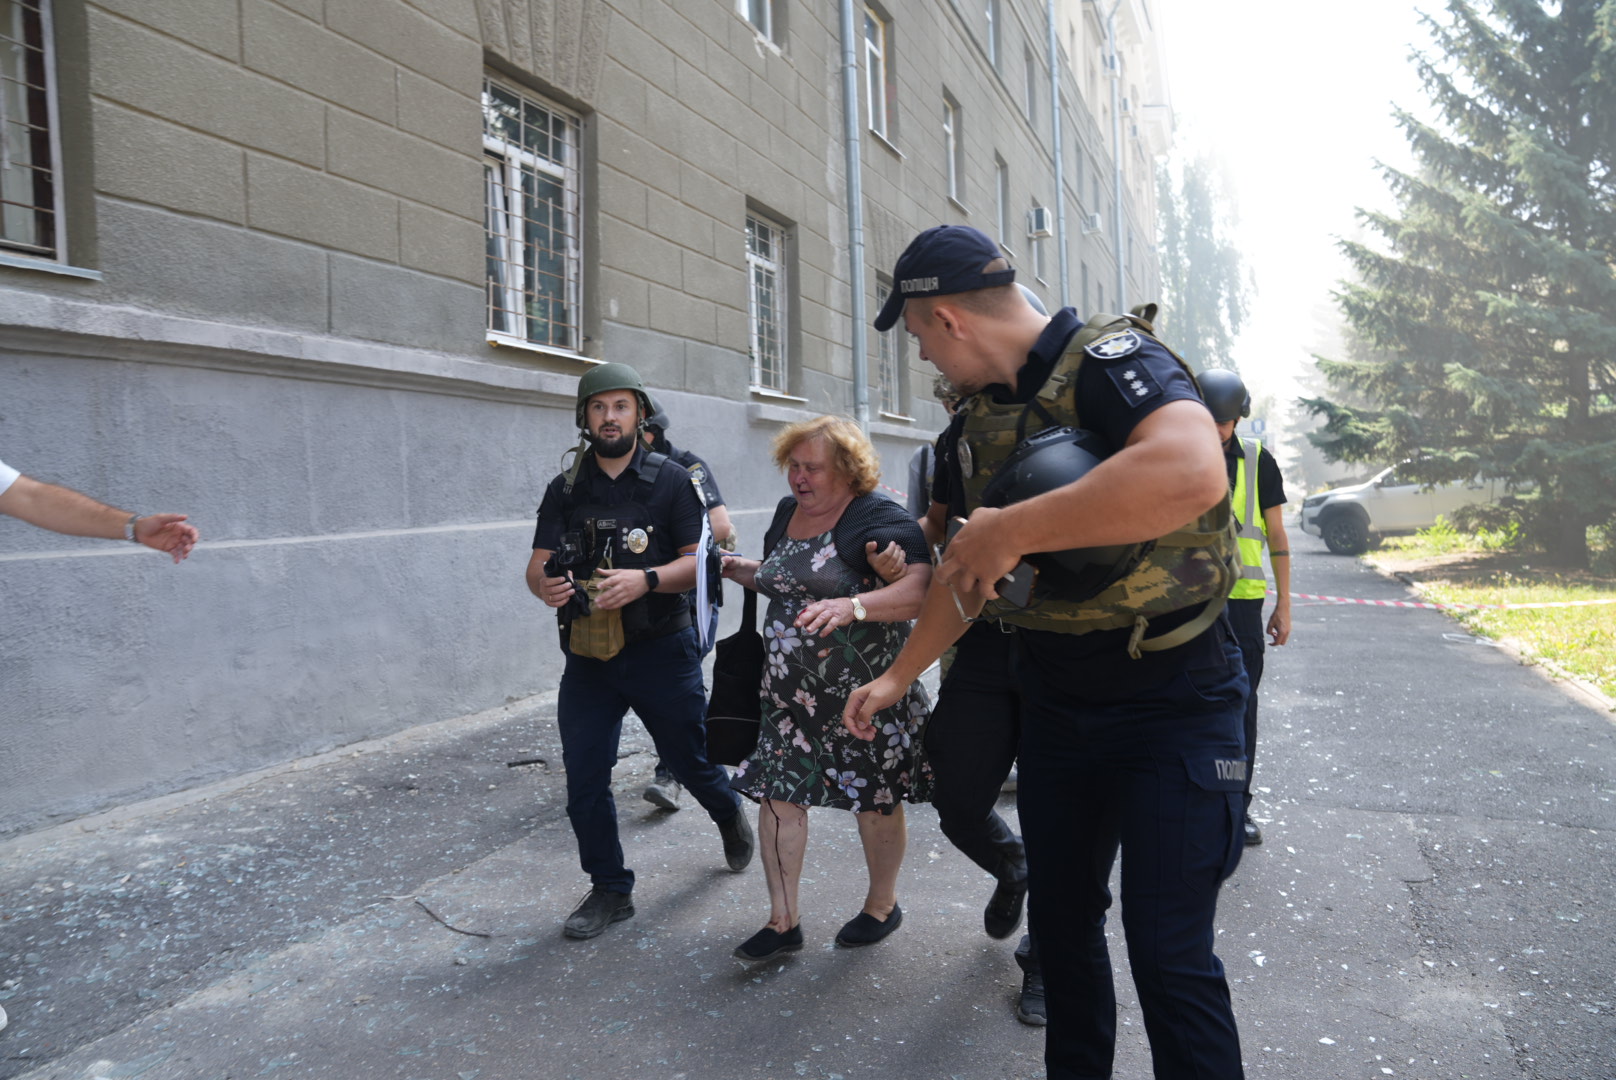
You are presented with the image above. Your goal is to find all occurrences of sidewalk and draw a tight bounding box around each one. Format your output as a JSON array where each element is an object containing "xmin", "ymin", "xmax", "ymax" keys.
[{"xmin": 3, "ymin": 534, "xmax": 1614, "ymax": 1078}]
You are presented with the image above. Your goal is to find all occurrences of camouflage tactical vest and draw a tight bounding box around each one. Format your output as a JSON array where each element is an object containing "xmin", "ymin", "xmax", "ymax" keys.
[{"xmin": 957, "ymin": 312, "xmax": 1241, "ymax": 657}]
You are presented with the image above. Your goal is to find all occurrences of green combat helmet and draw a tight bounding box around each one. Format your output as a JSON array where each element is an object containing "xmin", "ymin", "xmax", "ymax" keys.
[
  {"xmin": 574, "ymin": 362, "xmax": 653, "ymax": 429},
  {"xmin": 562, "ymin": 362, "xmax": 654, "ymax": 494}
]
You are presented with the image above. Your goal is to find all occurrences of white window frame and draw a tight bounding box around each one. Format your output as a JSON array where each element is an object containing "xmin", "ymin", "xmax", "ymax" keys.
[
  {"xmin": 863, "ymin": 7, "xmax": 889, "ymax": 139},
  {"xmin": 1024, "ymin": 45, "xmax": 1039, "ymax": 126},
  {"xmin": 1032, "ymin": 220, "xmax": 1046, "ymax": 283},
  {"xmin": 738, "ymin": 0, "xmax": 774, "ymax": 43},
  {"xmin": 875, "ymin": 278, "xmax": 900, "ymax": 415},
  {"xmin": 943, "ymin": 94, "xmax": 961, "ymax": 203},
  {"xmin": 0, "ymin": 0, "xmax": 67, "ymax": 264},
  {"xmin": 482, "ymin": 77, "xmax": 583, "ymax": 353},
  {"xmin": 994, "ymin": 155, "xmax": 1010, "ymax": 250},
  {"xmin": 746, "ymin": 213, "xmax": 789, "ymax": 393},
  {"xmin": 986, "ymin": 0, "xmax": 1000, "ymax": 69}
]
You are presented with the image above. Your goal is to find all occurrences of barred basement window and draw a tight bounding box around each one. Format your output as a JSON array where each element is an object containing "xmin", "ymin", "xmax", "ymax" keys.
[
  {"xmin": 482, "ymin": 77, "xmax": 582, "ymax": 352},
  {"xmin": 0, "ymin": 0, "xmax": 64, "ymax": 261},
  {"xmin": 746, "ymin": 214, "xmax": 788, "ymax": 392}
]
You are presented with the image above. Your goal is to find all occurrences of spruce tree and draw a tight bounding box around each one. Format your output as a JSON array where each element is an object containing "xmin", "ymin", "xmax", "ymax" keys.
[{"xmin": 1305, "ymin": 0, "xmax": 1616, "ymax": 566}]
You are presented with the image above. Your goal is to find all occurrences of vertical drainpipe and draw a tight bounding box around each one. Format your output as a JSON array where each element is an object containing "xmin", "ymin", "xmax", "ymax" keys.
[
  {"xmin": 1046, "ymin": 0, "xmax": 1069, "ymax": 308},
  {"xmin": 839, "ymin": 0, "xmax": 870, "ymax": 432},
  {"xmin": 1105, "ymin": 2, "xmax": 1127, "ymax": 311}
]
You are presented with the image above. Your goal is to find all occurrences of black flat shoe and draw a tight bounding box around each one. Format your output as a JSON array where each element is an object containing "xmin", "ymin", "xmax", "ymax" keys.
[
  {"xmin": 734, "ymin": 924, "xmax": 804, "ymax": 962},
  {"xmin": 834, "ymin": 903, "xmax": 903, "ymax": 947}
]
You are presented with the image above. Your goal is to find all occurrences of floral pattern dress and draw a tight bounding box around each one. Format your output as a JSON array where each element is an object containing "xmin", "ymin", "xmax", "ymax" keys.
[{"xmin": 730, "ymin": 529, "xmax": 933, "ymax": 814}]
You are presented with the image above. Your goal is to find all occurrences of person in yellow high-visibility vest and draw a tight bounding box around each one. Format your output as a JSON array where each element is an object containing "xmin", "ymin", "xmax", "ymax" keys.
[{"xmin": 1199, "ymin": 370, "xmax": 1291, "ymax": 846}]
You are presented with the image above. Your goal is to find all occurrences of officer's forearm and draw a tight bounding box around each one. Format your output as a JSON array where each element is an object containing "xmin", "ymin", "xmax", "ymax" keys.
[
  {"xmin": 1265, "ymin": 510, "xmax": 1292, "ymax": 602},
  {"xmin": 648, "ymin": 551, "xmax": 698, "ymax": 592},
  {"xmin": 1271, "ymin": 553, "xmax": 1291, "ymax": 605},
  {"xmin": 879, "ymin": 576, "xmax": 974, "ymax": 685}
]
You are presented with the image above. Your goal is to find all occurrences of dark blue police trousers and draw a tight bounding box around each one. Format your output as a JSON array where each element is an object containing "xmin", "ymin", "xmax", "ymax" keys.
[
  {"xmin": 925, "ymin": 623, "xmax": 1025, "ymax": 883},
  {"xmin": 557, "ymin": 625, "xmax": 742, "ymax": 894},
  {"xmin": 1016, "ymin": 626, "xmax": 1249, "ymax": 1080},
  {"xmin": 1224, "ymin": 597, "xmax": 1266, "ymax": 811}
]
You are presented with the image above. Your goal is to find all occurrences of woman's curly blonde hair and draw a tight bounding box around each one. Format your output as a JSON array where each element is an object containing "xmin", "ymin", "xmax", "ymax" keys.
[{"xmin": 771, "ymin": 415, "xmax": 881, "ymax": 498}]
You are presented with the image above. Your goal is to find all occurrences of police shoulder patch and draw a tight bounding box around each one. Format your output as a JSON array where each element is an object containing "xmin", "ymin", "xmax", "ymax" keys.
[
  {"xmin": 1103, "ymin": 358, "xmax": 1165, "ymax": 409},
  {"xmin": 1084, "ymin": 328, "xmax": 1142, "ymax": 361}
]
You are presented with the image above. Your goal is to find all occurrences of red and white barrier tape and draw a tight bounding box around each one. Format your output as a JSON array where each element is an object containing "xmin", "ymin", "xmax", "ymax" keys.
[
  {"xmin": 1278, "ymin": 590, "xmax": 1616, "ymax": 612},
  {"xmin": 872, "ymin": 488, "xmax": 1611, "ymax": 613}
]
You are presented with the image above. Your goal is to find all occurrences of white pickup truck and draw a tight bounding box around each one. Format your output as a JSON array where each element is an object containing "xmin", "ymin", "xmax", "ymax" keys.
[{"xmin": 1299, "ymin": 464, "xmax": 1517, "ymax": 555}]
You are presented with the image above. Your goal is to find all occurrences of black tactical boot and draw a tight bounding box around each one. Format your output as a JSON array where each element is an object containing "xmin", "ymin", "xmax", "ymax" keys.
[
  {"xmin": 563, "ymin": 887, "xmax": 634, "ymax": 939},
  {"xmin": 719, "ymin": 809, "xmax": 755, "ymax": 872}
]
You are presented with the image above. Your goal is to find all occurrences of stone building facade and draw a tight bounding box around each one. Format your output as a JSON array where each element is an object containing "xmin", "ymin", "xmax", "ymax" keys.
[{"xmin": 0, "ymin": 0, "xmax": 1170, "ymax": 834}]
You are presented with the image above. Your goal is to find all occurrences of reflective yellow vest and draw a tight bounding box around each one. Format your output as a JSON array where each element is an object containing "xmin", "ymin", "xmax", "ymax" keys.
[{"xmin": 1230, "ymin": 437, "xmax": 1269, "ymax": 600}]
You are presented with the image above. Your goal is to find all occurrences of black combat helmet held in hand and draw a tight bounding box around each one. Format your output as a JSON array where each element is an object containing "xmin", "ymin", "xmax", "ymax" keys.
[{"xmin": 977, "ymin": 426, "xmax": 1148, "ymax": 604}]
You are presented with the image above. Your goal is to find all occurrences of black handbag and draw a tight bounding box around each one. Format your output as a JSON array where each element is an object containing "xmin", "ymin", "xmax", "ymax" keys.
[{"xmin": 704, "ymin": 584, "xmax": 765, "ymax": 766}]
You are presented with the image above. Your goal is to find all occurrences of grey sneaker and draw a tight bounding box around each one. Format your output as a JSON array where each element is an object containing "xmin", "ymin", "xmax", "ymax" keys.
[
  {"xmin": 643, "ymin": 768, "xmax": 682, "ymax": 811},
  {"xmin": 562, "ymin": 887, "xmax": 634, "ymax": 939}
]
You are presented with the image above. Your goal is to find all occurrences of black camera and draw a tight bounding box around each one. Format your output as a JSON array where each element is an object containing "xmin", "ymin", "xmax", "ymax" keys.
[{"xmin": 544, "ymin": 528, "xmax": 598, "ymax": 620}]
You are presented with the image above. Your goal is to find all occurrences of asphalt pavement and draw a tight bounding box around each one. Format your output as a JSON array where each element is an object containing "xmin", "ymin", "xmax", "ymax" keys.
[{"xmin": 2, "ymin": 532, "xmax": 1614, "ymax": 1080}]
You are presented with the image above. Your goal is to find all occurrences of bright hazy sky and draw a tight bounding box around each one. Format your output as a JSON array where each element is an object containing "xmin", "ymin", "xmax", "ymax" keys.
[{"xmin": 1155, "ymin": 0, "xmax": 1440, "ymax": 431}]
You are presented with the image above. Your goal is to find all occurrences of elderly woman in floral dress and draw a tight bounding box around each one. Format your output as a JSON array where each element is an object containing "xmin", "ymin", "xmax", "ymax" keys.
[{"xmin": 721, "ymin": 416, "xmax": 934, "ymax": 962}]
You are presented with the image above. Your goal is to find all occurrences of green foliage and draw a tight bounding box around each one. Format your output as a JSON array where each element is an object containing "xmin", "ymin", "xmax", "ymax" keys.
[
  {"xmin": 1415, "ymin": 515, "xmax": 1467, "ymax": 554},
  {"xmin": 1154, "ymin": 154, "xmax": 1253, "ymax": 372},
  {"xmin": 1306, "ymin": 0, "xmax": 1616, "ymax": 567}
]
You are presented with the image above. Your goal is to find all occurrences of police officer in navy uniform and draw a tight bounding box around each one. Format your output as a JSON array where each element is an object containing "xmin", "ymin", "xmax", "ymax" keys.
[
  {"xmin": 637, "ymin": 394, "xmax": 735, "ymax": 812},
  {"xmin": 528, "ymin": 363, "xmax": 754, "ymax": 940},
  {"xmin": 1200, "ymin": 369, "xmax": 1292, "ymax": 846},
  {"xmin": 846, "ymin": 225, "xmax": 1249, "ymax": 1079}
]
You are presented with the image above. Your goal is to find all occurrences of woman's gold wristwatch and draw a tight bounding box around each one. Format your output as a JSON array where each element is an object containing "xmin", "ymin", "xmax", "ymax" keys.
[{"xmin": 850, "ymin": 595, "xmax": 867, "ymax": 621}]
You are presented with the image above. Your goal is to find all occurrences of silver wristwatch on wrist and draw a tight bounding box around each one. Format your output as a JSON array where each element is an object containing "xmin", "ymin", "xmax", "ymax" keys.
[{"xmin": 123, "ymin": 514, "xmax": 140, "ymax": 543}]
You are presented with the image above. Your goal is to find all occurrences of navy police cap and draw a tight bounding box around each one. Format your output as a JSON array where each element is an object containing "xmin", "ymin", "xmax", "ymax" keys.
[{"xmin": 873, "ymin": 225, "xmax": 1017, "ymax": 331}]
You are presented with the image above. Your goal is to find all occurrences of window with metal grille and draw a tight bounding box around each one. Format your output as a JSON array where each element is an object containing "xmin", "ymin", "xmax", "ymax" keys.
[
  {"xmin": 876, "ymin": 278, "xmax": 900, "ymax": 414},
  {"xmin": 746, "ymin": 214, "xmax": 787, "ymax": 392},
  {"xmin": 1, "ymin": 0, "xmax": 63, "ymax": 261},
  {"xmin": 482, "ymin": 78, "xmax": 582, "ymax": 352}
]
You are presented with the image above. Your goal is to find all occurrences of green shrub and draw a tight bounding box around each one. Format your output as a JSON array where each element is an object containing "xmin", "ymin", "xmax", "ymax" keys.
[{"xmin": 1415, "ymin": 515, "xmax": 1466, "ymax": 554}]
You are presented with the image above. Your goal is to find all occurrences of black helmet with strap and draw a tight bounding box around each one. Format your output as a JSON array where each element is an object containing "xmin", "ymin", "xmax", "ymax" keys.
[
  {"xmin": 977, "ymin": 426, "xmax": 1146, "ymax": 600},
  {"xmin": 1198, "ymin": 368, "xmax": 1250, "ymax": 423}
]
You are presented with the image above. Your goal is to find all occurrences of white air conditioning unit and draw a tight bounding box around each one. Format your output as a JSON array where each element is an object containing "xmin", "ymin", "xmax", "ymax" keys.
[
  {"xmin": 1081, "ymin": 212, "xmax": 1102, "ymax": 235},
  {"xmin": 1026, "ymin": 206, "xmax": 1053, "ymax": 239}
]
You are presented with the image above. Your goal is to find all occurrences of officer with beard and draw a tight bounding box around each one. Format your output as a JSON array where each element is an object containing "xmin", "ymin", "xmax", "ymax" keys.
[{"xmin": 527, "ymin": 364, "xmax": 755, "ymax": 939}]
